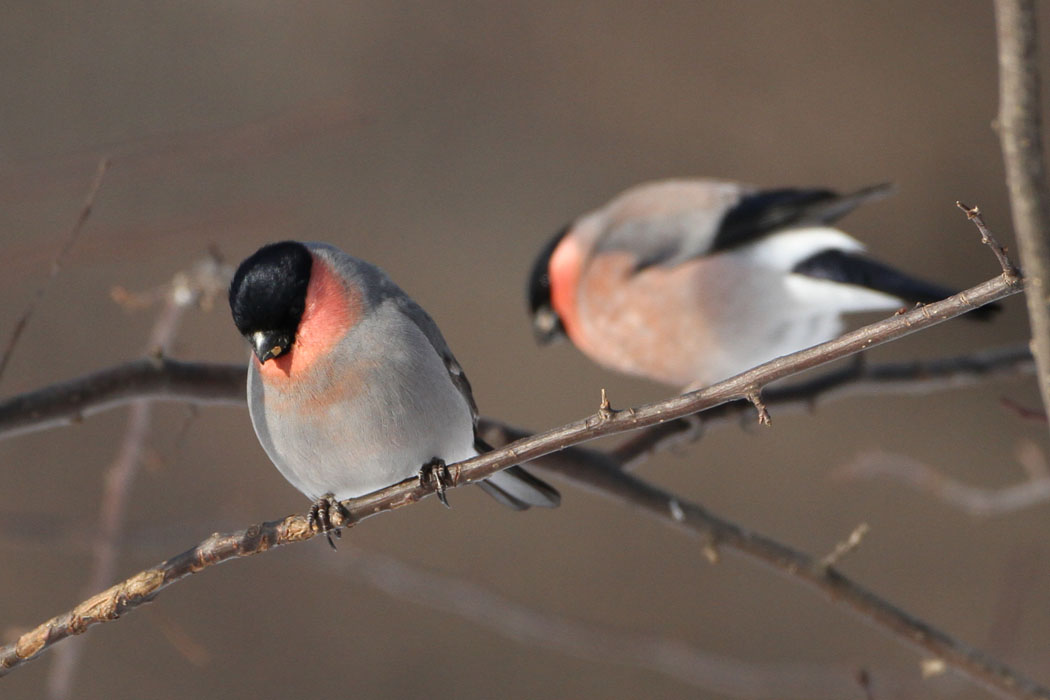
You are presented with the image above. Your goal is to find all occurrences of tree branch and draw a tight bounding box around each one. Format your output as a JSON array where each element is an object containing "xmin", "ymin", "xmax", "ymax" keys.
[
  {"xmin": 994, "ymin": 0, "xmax": 1050, "ymax": 429},
  {"xmin": 610, "ymin": 344, "xmax": 1034, "ymax": 470},
  {"xmin": 0, "ymin": 358, "xmax": 245, "ymax": 439},
  {"xmin": 319, "ymin": 546, "xmax": 873, "ymax": 699},
  {"xmin": 1, "ymin": 274, "xmax": 1039, "ymax": 699}
]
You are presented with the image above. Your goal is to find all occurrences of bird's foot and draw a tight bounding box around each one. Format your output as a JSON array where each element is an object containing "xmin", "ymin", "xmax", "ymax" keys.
[
  {"xmin": 419, "ymin": 457, "xmax": 453, "ymax": 508},
  {"xmin": 308, "ymin": 493, "xmax": 351, "ymax": 550}
]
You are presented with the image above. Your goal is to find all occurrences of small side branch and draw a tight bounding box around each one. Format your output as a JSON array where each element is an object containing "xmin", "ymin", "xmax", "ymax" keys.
[{"xmin": 957, "ymin": 202, "xmax": 1021, "ymax": 278}]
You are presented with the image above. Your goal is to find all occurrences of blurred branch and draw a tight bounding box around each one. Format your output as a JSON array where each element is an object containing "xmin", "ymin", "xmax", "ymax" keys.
[
  {"xmin": 44, "ymin": 255, "xmax": 232, "ymax": 700},
  {"xmin": 0, "ymin": 359, "xmax": 245, "ymax": 439},
  {"xmin": 3, "ymin": 274, "xmax": 1045, "ymax": 699},
  {"xmin": 319, "ymin": 546, "xmax": 871, "ymax": 699},
  {"xmin": 836, "ymin": 443, "xmax": 1050, "ymax": 517},
  {"xmin": 994, "ymin": 0, "xmax": 1050, "ymax": 431},
  {"xmin": 0, "ymin": 157, "xmax": 108, "ymax": 387}
]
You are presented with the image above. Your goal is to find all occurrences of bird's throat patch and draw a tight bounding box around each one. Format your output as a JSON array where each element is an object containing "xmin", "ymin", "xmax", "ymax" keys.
[{"xmin": 259, "ymin": 254, "xmax": 360, "ymax": 382}]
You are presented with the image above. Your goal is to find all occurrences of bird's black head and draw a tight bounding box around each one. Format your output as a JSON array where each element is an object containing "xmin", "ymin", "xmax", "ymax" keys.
[
  {"xmin": 229, "ymin": 241, "xmax": 313, "ymax": 363},
  {"xmin": 526, "ymin": 223, "xmax": 570, "ymax": 345}
]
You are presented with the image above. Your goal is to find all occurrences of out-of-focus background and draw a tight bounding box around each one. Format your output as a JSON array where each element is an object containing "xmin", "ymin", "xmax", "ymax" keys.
[{"xmin": 2, "ymin": 2, "xmax": 1048, "ymax": 699}]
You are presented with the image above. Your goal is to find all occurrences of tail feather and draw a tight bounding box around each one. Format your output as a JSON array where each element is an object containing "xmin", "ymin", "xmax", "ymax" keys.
[
  {"xmin": 480, "ymin": 466, "xmax": 561, "ymax": 509},
  {"xmin": 793, "ymin": 249, "xmax": 1000, "ymax": 320},
  {"xmin": 472, "ymin": 435, "xmax": 560, "ymax": 509}
]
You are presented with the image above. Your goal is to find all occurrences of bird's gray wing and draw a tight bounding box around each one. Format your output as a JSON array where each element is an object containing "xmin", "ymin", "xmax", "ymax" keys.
[
  {"xmin": 400, "ymin": 296, "xmax": 560, "ymax": 508},
  {"xmin": 594, "ymin": 181, "xmax": 893, "ymax": 271}
]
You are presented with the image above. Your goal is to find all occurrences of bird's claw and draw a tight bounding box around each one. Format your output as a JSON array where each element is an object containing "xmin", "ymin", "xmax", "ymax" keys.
[
  {"xmin": 419, "ymin": 458, "xmax": 453, "ymax": 508},
  {"xmin": 308, "ymin": 493, "xmax": 351, "ymax": 550}
]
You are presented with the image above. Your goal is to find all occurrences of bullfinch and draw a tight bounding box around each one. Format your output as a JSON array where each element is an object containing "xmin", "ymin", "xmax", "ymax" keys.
[
  {"xmin": 528, "ymin": 179, "xmax": 996, "ymax": 389},
  {"xmin": 230, "ymin": 241, "xmax": 559, "ymax": 536}
]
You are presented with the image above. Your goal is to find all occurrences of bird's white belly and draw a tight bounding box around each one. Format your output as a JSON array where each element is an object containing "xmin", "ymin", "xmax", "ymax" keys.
[{"xmin": 247, "ymin": 356, "xmax": 476, "ymax": 502}]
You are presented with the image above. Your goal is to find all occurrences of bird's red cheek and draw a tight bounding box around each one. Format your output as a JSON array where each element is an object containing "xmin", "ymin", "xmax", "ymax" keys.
[
  {"xmin": 549, "ymin": 235, "xmax": 583, "ymax": 341},
  {"xmin": 258, "ymin": 255, "xmax": 361, "ymax": 384}
]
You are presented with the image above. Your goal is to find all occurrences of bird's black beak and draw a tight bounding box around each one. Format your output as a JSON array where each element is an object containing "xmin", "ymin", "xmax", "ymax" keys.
[
  {"xmin": 251, "ymin": 330, "xmax": 291, "ymax": 363},
  {"xmin": 531, "ymin": 306, "xmax": 566, "ymax": 345}
]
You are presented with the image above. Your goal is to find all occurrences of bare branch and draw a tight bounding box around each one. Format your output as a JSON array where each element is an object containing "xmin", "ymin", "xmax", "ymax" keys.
[
  {"xmin": 0, "ymin": 274, "xmax": 1040, "ymax": 698},
  {"xmin": 0, "ymin": 157, "xmax": 108, "ymax": 386},
  {"xmin": 5, "ymin": 432, "xmax": 1049, "ymax": 699},
  {"xmin": 994, "ymin": 0, "xmax": 1050, "ymax": 430},
  {"xmin": 0, "ymin": 274, "xmax": 1021, "ymax": 447},
  {"xmin": 611, "ymin": 344, "xmax": 1033, "ymax": 471},
  {"xmin": 836, "ymin": 450, "xmax": 1050, "ymax": 517},
  {"xmin": 0, "ymin": 359, "xmax": 245, "ymax": 439},
  {"xmin": 320, "ymin": 546, "xmax": 870, "ymax": 699}
]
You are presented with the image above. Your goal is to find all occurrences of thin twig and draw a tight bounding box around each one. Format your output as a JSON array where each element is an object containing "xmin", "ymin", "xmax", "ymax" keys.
[
  {"xmin": 0, "ymin": 157, "xmax": 108, "ymax": 386},
  {"xmin": 957, "ymin": 202, "xmax": 1022, "ymax": 277},
  {"xmin": 993, "ymin": 0, "xmax": 1050, "ymax": 433}
]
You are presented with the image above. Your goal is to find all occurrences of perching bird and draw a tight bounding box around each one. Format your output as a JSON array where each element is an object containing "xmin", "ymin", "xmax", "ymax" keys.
[
  {"xmin": 230, "ymin": 241, "xmax": 559, "ymax": 537},
  {"xmin": 528, "ymin": 179, "xmax": 996, "ymax": 389}
]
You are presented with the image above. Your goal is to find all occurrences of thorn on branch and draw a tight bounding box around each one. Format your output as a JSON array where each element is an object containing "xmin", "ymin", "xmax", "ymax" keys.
[
  {"xmin": 597, "ymin": 388, "xmax": 616, "ymax": 421},
  {"xmin": 956, "ymin": 202, "xmax": 1022, "ymax": 279},
  {"xmin": 820, "ymin": 523, "xmax": 870, "ymax": 569},
  {"xmin": 746, "ymin": 391, "xmax": 771, "ymax": 426}
]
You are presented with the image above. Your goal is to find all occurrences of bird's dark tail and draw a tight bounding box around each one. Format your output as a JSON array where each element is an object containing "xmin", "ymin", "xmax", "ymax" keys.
[
  {"xmin": 793, "ymin": 249, "xmax": 1000, "ymax": 320},
  {"xmin": 474, "ymin": 438, "xmax": 561, "ymax": 509}
]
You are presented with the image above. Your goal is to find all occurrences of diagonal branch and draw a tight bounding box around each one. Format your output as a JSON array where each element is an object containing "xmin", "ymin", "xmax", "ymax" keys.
[
  {"xmin": 610, "ymin": 344, "xmax": 1034, "ymax": 470},
  {"xmin": 0, "ymin": 273, "xmax": 1039, "ymax": 699}
]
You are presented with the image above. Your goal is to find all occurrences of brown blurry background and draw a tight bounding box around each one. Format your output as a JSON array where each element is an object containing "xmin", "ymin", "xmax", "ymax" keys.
[{"xmin": 2, "ymin": 2, "xmax": 1048, "ymax": 699}]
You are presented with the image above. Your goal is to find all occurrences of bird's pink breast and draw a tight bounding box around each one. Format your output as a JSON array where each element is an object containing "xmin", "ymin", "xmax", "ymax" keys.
[{"xmin": 258, "ymin": 254, "xmax": 360, "ymax": 384}]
